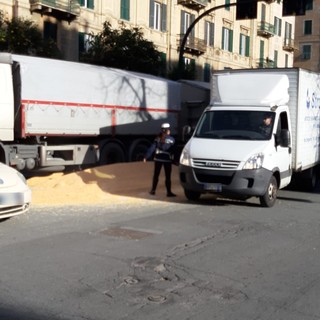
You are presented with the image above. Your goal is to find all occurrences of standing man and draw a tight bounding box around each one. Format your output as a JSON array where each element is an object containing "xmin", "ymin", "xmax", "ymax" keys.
[{"xmin": 143, "ymin": 123, "xmax": 176, "ymax": 197}]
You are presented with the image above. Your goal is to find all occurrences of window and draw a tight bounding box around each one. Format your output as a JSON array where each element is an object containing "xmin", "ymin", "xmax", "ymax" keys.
[
  {"xmin": 274, "ymin": 17, "xmax": 282, "ymax": 36},
  {"xmin": 204, "ymin": 63, "xmax": 210, "ymax": 82},
  {"xmin": 205, "ymin": 21, "xmax": 214, "ymax": 47},
  {"xmin": 79, "ymin": 0, "xmax": 94, "ymax": 9},
  {"xmin": 159, "ymin": 52, "xmax": 167, "ymax": 76},
  {"xmin": 222, "ymin": 27, "xmax": 233, "ymax": 52},
  {"xmin": 79, "ymin": 32, "xmax": 92, "ymax": 54},
  {"xmin": 305, "ymin": 0, "xmax": 313, "ymax": 10},
  {"xmin": 239, "ymin": 33, "xmax": 249, "ymax": 56},
  {"xmin": 304, "ymin": 20, "xmax": 312, "ymax": 35},
  {"xmin": 121, "ymin": 0, "xmax": 130, "ymax": 21},
  {"xmin": 181, "ymin": 11, "xmax": 195, "ymax": 38},
  {"xmin": 302, "ymin": 45, "xmax": 311, "ymax": 60},
  {"xmin": 274, "ymin": 50, "xmax": 278, "ymax": 67},
  {"xmin": 149, "ymin": 0, "xmax": 167, "ymax": 32},
  {"xmin": 44, "ymin": 21, "xmax": 57, "ymax": 42},
  {"xmin": 284, "ymin": 22, "xmax": 292, "ymax": 40}
]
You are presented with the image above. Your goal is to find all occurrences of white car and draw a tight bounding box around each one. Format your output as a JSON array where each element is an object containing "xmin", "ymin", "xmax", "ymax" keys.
[{"xmin": 0, "ymin": 163, "xmax": 32, "ymax": 219}]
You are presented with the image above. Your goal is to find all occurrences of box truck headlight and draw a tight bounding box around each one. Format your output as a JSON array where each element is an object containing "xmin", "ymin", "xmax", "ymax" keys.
[
  {"xmin": 180, "ymin": 148, "xmax": 191, "ymax": 166},
  {"xmin": 243, "ymin": 153, "xmax": 264, "ymax": 170}
]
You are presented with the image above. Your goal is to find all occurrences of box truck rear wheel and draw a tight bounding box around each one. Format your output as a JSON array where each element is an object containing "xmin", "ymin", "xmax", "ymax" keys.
[
  {"xmin": 259, "ymin": 175, "xmax": 277, "ymax": 208},
  {"xmin": 184, "ymin": 189, "xmax": 201, "ymax": 201}
]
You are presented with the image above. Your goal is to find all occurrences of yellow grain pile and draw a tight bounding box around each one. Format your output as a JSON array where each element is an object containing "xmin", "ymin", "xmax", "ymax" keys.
[{"xmin": 27, "ymin": 162, "xmax": 181, "ymax": 206}]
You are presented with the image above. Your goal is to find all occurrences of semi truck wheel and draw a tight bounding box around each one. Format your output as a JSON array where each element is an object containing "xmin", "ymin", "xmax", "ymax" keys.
[
  {"xmin": 129, "ymin": 139, "xmax": 151, "ymax": 162},
  {"xmin": 99, "ymin": 142, "xmax": 126, "ymax": 165},
  {"xmin": 184, "ymin": 189, "xmax": 201, "ymax": 201},
  {"xmin": 259, "ymin": 175, "xmax": 277, "ymax": 207}
]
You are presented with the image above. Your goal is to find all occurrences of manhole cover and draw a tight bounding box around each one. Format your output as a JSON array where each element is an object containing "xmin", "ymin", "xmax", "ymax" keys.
[{"xmin": 101, "ymin": 227, "xmax": 154, "ymax": 240}]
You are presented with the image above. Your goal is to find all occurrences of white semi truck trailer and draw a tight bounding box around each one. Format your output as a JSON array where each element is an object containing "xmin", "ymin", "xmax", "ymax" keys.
[
  {"xmin": 0, "ymin": 53, "xmax": 209, "ymax": 172},
  {"xmin": 179, "ymin": 68, "xmax": 320, "ymax": 207}
]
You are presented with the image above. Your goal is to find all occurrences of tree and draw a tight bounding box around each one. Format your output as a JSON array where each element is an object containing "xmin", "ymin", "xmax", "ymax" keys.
[
  {"xmin": 0, "ymin": 14, "xmax": 62, "ymax": 58},
  {"xmin": 81, "ymin": 22, "xmax": 162, "ymax": 75}
]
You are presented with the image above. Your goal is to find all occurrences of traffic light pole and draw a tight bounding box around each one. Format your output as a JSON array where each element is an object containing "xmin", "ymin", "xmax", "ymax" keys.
[{"xmin": 177, "ymin": 0, "xmax": 275, "ymax": 79}]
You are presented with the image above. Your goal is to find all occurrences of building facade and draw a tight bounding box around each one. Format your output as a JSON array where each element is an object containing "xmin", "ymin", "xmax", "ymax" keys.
[
  {"xmin": 294, "ymin": 0, "xmax": 319, "ymax": 72},
  {"xmin": 0, "ymin": 0, "xmax": 295, "ymax": 80}
]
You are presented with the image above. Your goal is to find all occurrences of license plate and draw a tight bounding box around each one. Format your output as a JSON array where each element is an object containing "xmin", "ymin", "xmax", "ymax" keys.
[{"xmin": 203, "ymin": 183, "xmax": 222, "ymax": 192}]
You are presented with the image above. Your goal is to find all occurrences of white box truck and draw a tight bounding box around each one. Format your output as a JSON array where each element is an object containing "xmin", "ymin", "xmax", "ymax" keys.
[{"xmin": 179, "ymin": 68, "xmax": 320, "ymax": 207}]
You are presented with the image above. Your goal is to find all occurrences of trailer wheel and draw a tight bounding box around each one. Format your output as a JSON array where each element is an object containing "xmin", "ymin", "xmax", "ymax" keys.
[
  {"xmin": 259, "ymin": 175, "xmax": 277, "ymax": 208},
  {"xmin": 99, "ymin": 142, "xmax": 126, "ymax": 165},
  {"xmin": 184, "ymin": 189, "xmax": 201, "ymax": 201},
  {"xmin": 129, "ymin": 139, "xmax": 151, "ymax": 162}
]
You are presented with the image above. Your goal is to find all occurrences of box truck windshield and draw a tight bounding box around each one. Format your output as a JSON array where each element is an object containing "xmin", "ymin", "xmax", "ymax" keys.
[{"xmin": 194, "ymin": 110, "xmax": 275, "ymax": 141}]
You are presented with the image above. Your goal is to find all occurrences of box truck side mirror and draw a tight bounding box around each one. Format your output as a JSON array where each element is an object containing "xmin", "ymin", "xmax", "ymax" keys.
[
  {"xmin": 182, "ymin": 125, "xmax": 192, "ymax": 142},
  {"xmin": 277, "ymin": 129, "xmax": 291, "ymax": 148}
]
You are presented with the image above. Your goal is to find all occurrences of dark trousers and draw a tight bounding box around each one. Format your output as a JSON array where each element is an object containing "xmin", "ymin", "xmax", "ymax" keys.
[{"xmin": 151, "ymin": 161, "xmax": 172, "ymax": 193}]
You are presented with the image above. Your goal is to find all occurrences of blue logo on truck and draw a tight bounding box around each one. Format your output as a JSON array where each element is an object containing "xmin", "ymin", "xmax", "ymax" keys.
[{"xmin": 306, "ymin": 89, "xmax": 320, "ymax": 109}]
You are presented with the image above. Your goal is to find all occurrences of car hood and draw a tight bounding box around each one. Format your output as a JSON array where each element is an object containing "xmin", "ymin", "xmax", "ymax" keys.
[{"xmin": 0, "ymin": 163, "xmax": 23, "ymax": 189}]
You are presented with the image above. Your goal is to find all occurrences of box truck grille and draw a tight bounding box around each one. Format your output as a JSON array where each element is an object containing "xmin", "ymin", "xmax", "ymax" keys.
[
  {"xmin": 193, "ymin": 168, "xmax": 234, "ymax": 185},
  {"xmin": 192, "ymin": 158, "xmax": 240, "ymax": 169}
]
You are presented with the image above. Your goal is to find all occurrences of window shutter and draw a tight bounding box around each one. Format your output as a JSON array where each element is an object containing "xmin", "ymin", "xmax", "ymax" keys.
[
  {"xmin": 245, "ymin": 35, "xmax": 250, "ymax": 57},
  {"xmin": 79, "ymin": 0, "xmax": 85, "ymax": 6},
  {"xmin": 87, "ymin": 0, "xmax": 94, "ymax": 9},
  {"xmin": 210, "ymin": 23, "xmax": 214, "ymax": 46},
  {"xmin": 149, "ymin": 0, "xmax": 154, "ymax": 28},
  {"xmin": 121, "ymin": 0, "xmax": 130, "ymax": 20},
  {"xmin": 204, "ymin": 22, "xmax": 208, "ymax": 45},
  {"xmin": 229, "ymin": 30, "xmax": 233, "ymax": 52},
  {"xmin": 181, "ymin": 11, "xmax": 185, "ymax": 34},
  {"xmin": 204, "ymin": 63, "xmax": 210, "ymax": 82},
  {"xmin": 222, "ymin": 27, "xmax": 225, "ymax": 49},
  {"xmin": 191, "ymin": 14, "xmax": 195, "ymax": 38},
  {"xmin": 79, "ymin": 32, "xmax": 85, "ymax": 53},
  {"xmin": 161, "ymin": 4, "xmax": 167, "ymax": 32},
  {"xmin": 279, "ymin": 18, "xmax": 282, "ymax": 36}
]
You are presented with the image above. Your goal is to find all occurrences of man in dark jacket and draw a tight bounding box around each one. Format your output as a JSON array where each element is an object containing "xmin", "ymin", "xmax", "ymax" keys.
[{"xmin": 144, "ymin": 123, "xmax": 176, "ymax": 197}]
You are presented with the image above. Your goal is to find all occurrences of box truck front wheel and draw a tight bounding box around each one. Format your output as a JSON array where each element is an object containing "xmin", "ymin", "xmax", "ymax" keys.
[
  {"xmin": 184, "ymin": 189, "xmax": 201, "ymax": 201},
  {"xmin": 259, "ymin": 175, "xmax": 278, "ymax": 208}
]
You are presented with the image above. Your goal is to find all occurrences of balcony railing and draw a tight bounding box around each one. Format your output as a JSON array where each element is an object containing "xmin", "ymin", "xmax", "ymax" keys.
[
  {"xmin": 257, "ymin": 58, "xmax": 276, "ymax": 68},
  {"xmin": 30, "ymin": 0, "xmax": 80, "ymax": 20},
  {"xmin": 177, "ymin": 34, "xmax": 206, "ymax": 56},
  {"xmin": 177, "ymin": 0, "xmax": 209, "ymax": 10},
  {"xmin": 257, "ymin": 21, "xmax": 275, "ymax": 38},
  {"xmin": 283, "ymin": 38, "xmax": 296, "ymax": 52}
]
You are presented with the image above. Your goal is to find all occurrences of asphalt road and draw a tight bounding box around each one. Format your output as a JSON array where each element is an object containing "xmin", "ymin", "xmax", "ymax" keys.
[{"xmin": 0, "ymin": 188, "xmax": 320, "ymax": 320}]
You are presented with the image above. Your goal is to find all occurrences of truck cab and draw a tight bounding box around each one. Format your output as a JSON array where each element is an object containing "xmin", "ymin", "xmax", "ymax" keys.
[{"xmin": 179, "ymin": 72, "xmax": 292, "ymax": 207}]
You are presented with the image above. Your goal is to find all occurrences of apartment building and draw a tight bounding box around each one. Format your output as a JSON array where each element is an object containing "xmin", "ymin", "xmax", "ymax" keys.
[
  {"xmin": 0, "ymin": 0, "xmax": 295, "ymax": 80},
  {"xmin": 294, "ymin": 0, "xmax": 319, "ymax": 72}
]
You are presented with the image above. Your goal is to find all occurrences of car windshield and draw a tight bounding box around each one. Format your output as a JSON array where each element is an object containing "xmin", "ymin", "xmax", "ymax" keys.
[{"xmin": 194, "ymin": 110, "xmax": 275, "ymax": 141}]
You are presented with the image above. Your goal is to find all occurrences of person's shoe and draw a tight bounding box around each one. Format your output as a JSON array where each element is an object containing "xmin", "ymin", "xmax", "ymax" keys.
[
  {"xmin": 149, "ymin": 190, "xmax": 156, "ymax": 195},
  {"xmin": 167, "ymin": 192, "xmax": 176, "ymax": 197}
]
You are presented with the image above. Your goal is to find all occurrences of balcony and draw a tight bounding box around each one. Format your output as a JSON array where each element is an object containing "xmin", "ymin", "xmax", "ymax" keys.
[
  {"xmin": 257, "ymin": 58, "xmax": 276, "ymax": 68},
  {"xmin": 30, "ymin": 0, "xmax": 80, "ymax": 21},
  {"xmin": 257, "ymin": 21, "xmax": 275, "ymax": 38},
  {"xmin": 177, "ymin": 0, "xmax": 209, "ymax": 10},
  {"xmin": 283, "ymin": 38, "xmax": 296, "ymax": 52},
  {"xmin": 177, "ymin": 34, "xmax": 206, "ymax": 56}
]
